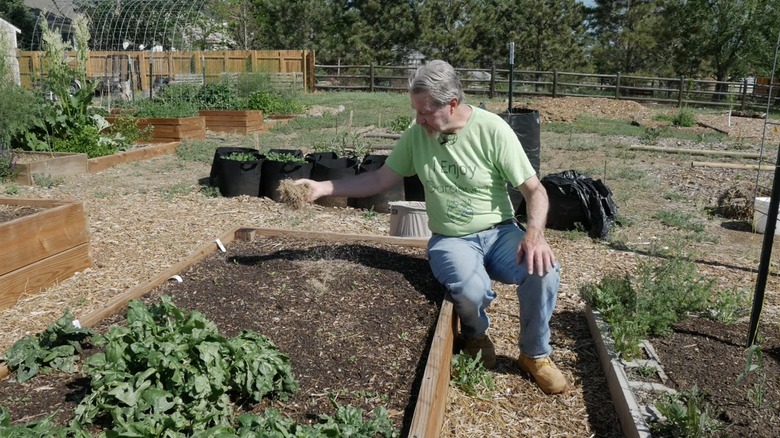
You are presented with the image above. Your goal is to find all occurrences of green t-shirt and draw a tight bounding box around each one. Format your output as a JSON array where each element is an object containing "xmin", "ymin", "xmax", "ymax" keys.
[{"xmin": 385, "ymin": 105, "xmax": 536, "ymax": 236}]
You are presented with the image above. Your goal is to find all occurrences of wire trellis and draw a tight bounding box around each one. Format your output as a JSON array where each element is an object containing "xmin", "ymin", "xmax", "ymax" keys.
[{"xmin": 29, "ymin": 0, "xmax": 208, "ymax": 52}]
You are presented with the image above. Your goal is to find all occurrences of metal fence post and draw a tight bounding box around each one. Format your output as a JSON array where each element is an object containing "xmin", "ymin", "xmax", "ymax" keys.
[
  {"xmin": 741, "ymin": 78, "xmax": 748, "ymax": 111},
  {"xmin": 678, "ymin": 76, "xmax": 684, "ymax": 107},
  {"xmin": 615, "ymin": 72, "xmax": 621, "ymax": 100},
  {"xmin": 552, "ymin": 69, "xmax": 558, "ymax": 98},
  {"xmin": 490, "ymin": 65, "xmax": 496, "ymax": 99},
  {"xmin": 369, "ymin": 64, "xmax": 375, "ymax": 93}
]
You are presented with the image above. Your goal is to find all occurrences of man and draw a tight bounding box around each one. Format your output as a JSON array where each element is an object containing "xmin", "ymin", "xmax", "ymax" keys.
[{"xmin": 295, "ymin": 60, "xmax": 566, "ymax": 394}]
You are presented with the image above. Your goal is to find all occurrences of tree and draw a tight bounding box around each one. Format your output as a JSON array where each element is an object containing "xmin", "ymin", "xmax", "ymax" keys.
[
  {"xmin": 587, "ymin": 0, "xmax": 665, "ymax": 74},
  {"xmin": 514, "ymin": 0, "xmax": 588, "ymax": 72},
  {"xmin": 0, "ymin": 0, "xmax": 36, "ymax": 49},
  {"xmin": 660, "ymin": 0, "xmax": 780, "ymax": 99},
  {"xmin": 416, "ymin": 0, "xmax": 474, "ymax": 66}
]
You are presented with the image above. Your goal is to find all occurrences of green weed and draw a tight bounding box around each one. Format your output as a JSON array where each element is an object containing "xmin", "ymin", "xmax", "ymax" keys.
[
  {"xmin": 450, "ymin": 352, "xmax": 495, "ymax": 397},
  {"xmin": 737, "ymin": 345, "xmax": 767, "ymax": 409},
  {"xmin": 32, "ymin": 173, "xmax": 63, "ymax": 188},
  {"xmin": 4, "ymin": 184, "xmax": 20, "ymax": 195},
  {"xmin": 362, "ymin": 207, "xmax": 379, "ymax": 219},
  {"xmin": 671, "ymin": 108, "xmax": 696, "ymax": 127},
  {"xmin": 580, "ymin": 256, "xmax": 714, "ymax": 359},
  {"xmin": 652, "ymin": 386, "xmax": 721, "ymax": 437}
]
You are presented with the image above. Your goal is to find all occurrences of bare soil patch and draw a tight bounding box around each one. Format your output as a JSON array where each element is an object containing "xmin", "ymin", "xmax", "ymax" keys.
[
  {"xmin": 650, "ymin": 318, "xmax": 780, "ymax": 437},
  {"xmin": 0, "ymin": 205, "xmax": 44, "ymax": 222},
  {"xmin": 0, "ymin": 236, "xmax": 444, "ymax": 435}
]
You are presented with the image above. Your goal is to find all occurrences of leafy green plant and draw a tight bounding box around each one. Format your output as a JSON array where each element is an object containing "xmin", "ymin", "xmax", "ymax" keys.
[
  {"xmin": 4, "ymin": 183, "xmax": 20, "ymax": 195},
  {"xmin": 388, "ymin": 115, "xmax": 412, "ymax": 133},
  {"xmin": 247, "ymin": 90, "xmax": 303, "ymax": 115},
  {"xmin": 581, "ymin": 256, "xmax": 714, "ymax": 359},
  {"xmin": 1, "ymin": 310, "xmax": 95, "ymax": 382},
  {"xmin": 0, "ymin": 405, "xmax": 83, "ymax": 437},
  {"xmin": 709, "ymin": 288, "xmax": 749, "ymax": 323},
  {"xmin": 197, "ymin": 81, "xmax": 245, "ymax": 110},
  {"xmin": 226, "ymin": 151, "xmax": 259, "ymax": 161},
  {"xmin": 450, "ymin": 352, "xmax": 495, "ymax": 397},
  {"xmin": 652, "ymin": 386, "xmax": 721, "ymax": 437},
  {"xmin": 0, "ymin": 149, "xmax": 17, "ymax": 182},
  {"xmin": 106, "ymin": 112, "xmax": 152, "ymax": 145},
  {"xmin": 265, "ymin": 151, "xmax": 306, "ymax": 163},
  {"xmin": 74, "ymin": 296, "xmax": 299, "ymax": 435},
  {"xmin": 132, "ymin": 96, "xmax": 200, "ymax": 118}
]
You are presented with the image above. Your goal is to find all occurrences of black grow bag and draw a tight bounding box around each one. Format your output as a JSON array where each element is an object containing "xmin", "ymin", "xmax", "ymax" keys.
[
  {"xmin": 404, "ymin": 175, "xmax": 425, "ymax": 202},
  {"xmin": 309, "ymin": 152, "xmax": 358, "ymax": 207},
  {"xmin": 213, "ymin": 149, "xmax": 265, "ymax": 198},
  {"xmin": 500, "ymin": 108, "xmax": 542, "ymax": 214},
  {"xmin": 261, "ymin": 159, "xmax": 313, "ymax": 201},
  {"xmin": 348, "ymin": 154, "xmax": 405, "ymax": 213}
]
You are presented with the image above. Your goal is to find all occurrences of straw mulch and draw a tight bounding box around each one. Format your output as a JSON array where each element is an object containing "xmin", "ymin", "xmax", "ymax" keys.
[{"xmin": 0, "ymin": 151, "xmax": 630, "ymax": 435}]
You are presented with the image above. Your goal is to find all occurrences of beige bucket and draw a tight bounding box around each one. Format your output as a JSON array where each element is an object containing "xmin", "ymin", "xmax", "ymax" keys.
[
  {"xmin": 389, "ymin": 201, "xmax": 431, "ymax": 238},
  {"xmin": 753, "ymin": 197, "xmax": 780, "ymax": 235}
]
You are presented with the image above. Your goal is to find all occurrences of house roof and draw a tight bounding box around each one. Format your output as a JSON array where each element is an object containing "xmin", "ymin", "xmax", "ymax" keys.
[
  {"xmin": 0, "ymin": 17, "xmax": 22, "ymax": 33},
  {"xmin": 24, "ymin": 0, "xmax": 78, "ymax": 20}
]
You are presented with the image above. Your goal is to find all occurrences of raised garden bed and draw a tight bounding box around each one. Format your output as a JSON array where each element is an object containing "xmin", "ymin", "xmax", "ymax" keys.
[
  {"xmin": 12, "ymin": 151, "xmax": 88, "ymax": 185},
  {"xmin": 0, "ymin": 227, "xmax": 456, "ymax": 437},
  {"xmin": 136, "ymin": 116, "xmax": 206, "ymax": 143},
  {"xmin": 86, "ymin": 142, "xmax": 179, "ymax": 173},
  {"xmin": 199, "ymin": 110, "xmax": 267, "ymax": 135},
  {"xmin": 0, "ymin": 198, "xmax": 92, "ymax": 310},
  {"xmin": 586, "ymin": 305, "xmax": 780, "ymax": 438}
]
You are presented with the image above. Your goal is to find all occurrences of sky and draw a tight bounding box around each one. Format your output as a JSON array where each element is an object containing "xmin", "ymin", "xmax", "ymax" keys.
[{"xmin": 579, "ymin": 0, "xmax": 596, "ymax": 7}]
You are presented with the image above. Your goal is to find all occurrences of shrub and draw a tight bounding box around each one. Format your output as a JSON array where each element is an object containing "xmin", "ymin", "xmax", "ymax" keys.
[
  {"xmin": 247, "ymin": 91, "xmax": 303, "ymax": 115},
  {"xmin": 672, "ymin": 108, "xmax": 696, "ymax": 127}
]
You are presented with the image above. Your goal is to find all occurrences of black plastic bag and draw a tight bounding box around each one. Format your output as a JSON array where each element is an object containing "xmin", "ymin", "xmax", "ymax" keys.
[{"xmin": 515, "ymin": 170, "xmax": 618, "ymax": 240}]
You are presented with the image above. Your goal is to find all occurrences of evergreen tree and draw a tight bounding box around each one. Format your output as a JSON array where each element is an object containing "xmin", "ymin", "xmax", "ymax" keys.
[
  {"xmin": 587, "ymin": 0, "xmax": 665, "ymax": 74},
  {"xmin": 515, "ymin": 0, "xmax": 588, "ymax": 71},
  {"xmin": 0, "ymin": 0, "xmax": 36, "ymax": 49}
]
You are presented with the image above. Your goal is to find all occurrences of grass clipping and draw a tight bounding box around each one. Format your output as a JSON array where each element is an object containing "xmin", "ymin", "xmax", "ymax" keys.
[{"xmin": 278, "ymin": 179, "xmax": 311, "ymax": 210}]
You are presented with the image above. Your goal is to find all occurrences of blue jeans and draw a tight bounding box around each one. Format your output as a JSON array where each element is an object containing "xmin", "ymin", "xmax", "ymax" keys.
[{"xmin": 427, "ymin": 223, "xmax": 560, "ymax": 358}]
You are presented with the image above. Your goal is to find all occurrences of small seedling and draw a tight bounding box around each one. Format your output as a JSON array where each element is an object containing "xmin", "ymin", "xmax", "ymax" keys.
[{"xmin": 32, "ymin": 173, "xmax": 63, "ymax": 188}]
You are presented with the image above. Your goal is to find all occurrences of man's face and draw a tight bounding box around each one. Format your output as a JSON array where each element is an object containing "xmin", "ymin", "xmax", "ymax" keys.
[{"xmin": 411, "ymin": 92, "xmax": 455, "ymax": 138}]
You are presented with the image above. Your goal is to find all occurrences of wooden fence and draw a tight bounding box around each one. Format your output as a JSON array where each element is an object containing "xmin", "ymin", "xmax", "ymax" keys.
[
  {"xmin": 314, "ymin": 64, "xmax": 777, "ymax": 111},
  {"xmin": 17, "ymin": 50, "xmax": 316, "ymax": 93}
]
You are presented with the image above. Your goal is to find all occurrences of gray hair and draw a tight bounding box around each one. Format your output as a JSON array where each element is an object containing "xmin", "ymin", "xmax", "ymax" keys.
[{"xmin": 408, "ymin": 60, "xmax": 465, "ymax": 107}]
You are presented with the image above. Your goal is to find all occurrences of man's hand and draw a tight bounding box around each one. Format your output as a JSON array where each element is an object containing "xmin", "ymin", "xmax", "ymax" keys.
[
  {"xmin": 516, "ymin": 228, "xmax": 557, "ymax": 276},
  {"xmin": 293, "ymin": 179, "xmax": 330, "ymax": 203}
]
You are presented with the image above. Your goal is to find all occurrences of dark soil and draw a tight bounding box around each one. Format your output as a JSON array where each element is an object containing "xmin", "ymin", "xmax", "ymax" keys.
[
  {"xmin": 0, "ymin": 236, "xmax": 446, "ymax": 436},
  {"xmin": 649, "ymin": 317, "xmax": 780, "ymax": 437}
]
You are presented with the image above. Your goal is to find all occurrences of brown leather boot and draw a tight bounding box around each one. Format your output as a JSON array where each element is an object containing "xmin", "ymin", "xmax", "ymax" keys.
[
  {"xmin": 517, "ymin": 353, "xmax": 567, "ymax": 394},
  {"xmin": 462, "ymin": 335, "xmax": 496, "ymax": 369}
]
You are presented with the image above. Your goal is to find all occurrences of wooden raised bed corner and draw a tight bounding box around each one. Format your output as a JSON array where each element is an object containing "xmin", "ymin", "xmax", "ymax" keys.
[
  {"xmin": 0, "ymin": 198, "xmax": 93, "ymax": 310},
  {"xmin": 198, "ymin": 110, "xmax": 267, "ymax": 135},
  {"xmin": 136, "ymin": 117, "xmax": 206, "ymax": 143},
  {"xmin": 13, "ymin": 151, "xmax": 88, "ymax": 185}
]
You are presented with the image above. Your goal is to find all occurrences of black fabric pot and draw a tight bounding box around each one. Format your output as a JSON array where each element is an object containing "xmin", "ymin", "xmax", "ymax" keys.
[
  {"xmin": 348, "ymin": 154, "xmax": 405, "ymax": 213},
  {"xmin": 215, "ymin": 150, "xmax": 264, "ymax": 197},
  {"xmin": 309, "ymin": 153, "xmax": 358, "ymax": 208},
  {"xmin": 404, "ymin": 175, "xmax": 425, "ymax": 202},
  {"xmin": 261, "ymin": 159, "xmax": 314, "ymax": 201},
  {"xmin": 209, "ymin": 147, "xmax": 258, "ymax": 187},
  {"xmin": 500, "ymin": 108, "xmax": 542, "ymax": 215}
]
